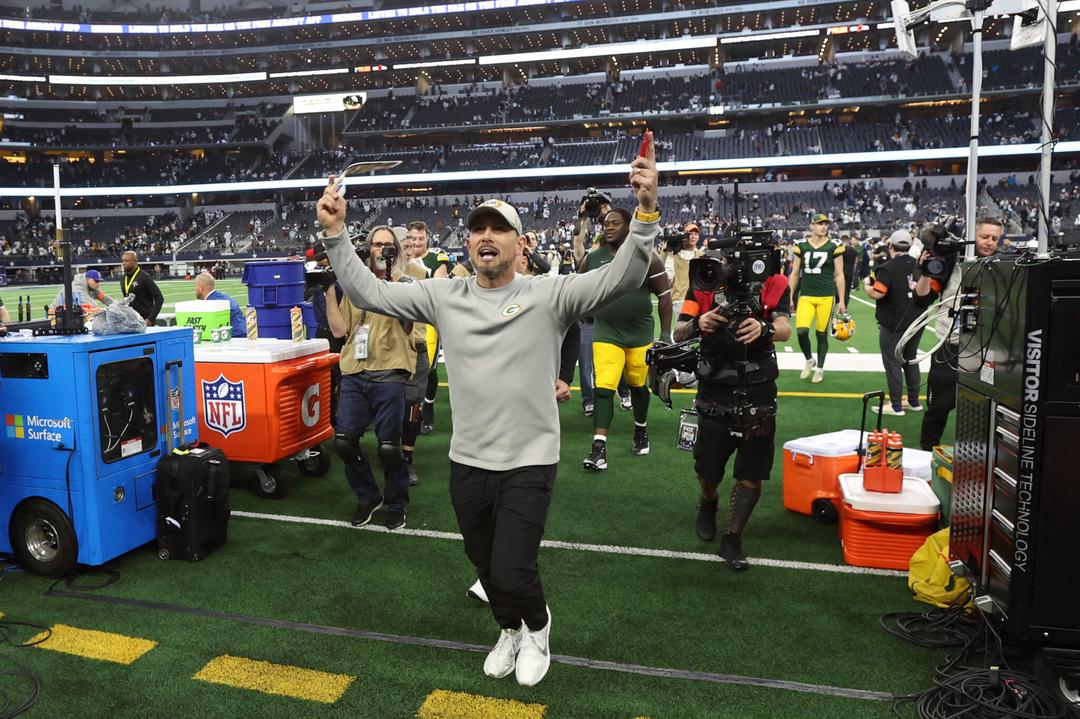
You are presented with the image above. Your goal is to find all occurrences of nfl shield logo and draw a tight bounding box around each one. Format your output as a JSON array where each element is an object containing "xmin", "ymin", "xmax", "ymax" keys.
[{"xmin": 202, "ymin": 374, "xmax": 247, "ymax": 438}]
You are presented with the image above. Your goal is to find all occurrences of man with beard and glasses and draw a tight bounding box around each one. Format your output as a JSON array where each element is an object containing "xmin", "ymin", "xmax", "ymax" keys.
[{"xmin": 316, "ymin": 138, "xmax": 659, "ymax": 688}]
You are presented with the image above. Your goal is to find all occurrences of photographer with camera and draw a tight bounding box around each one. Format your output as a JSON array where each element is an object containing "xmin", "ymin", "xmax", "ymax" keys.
[
  {"xmin": 573, "ymin": 188, "xmax": 614, "ymax": 417},
  {"xmin": 580, "ymin": 208, "xmax": 673, "ymax": 470},
  {"xmin": 306, "ymin": 243, "xmax": 345, "ymax": 422},
  {"xmin": 669, "ymin": 231, "xmax": 792, "ymax": 570},
  {"xmin": 913, "ymin": 217, "xmax": 1002, "ymax": 450},
  {"xmin": 863, "ymin": 230, "xmax": 922, "ymax": 416},
  {"xmin": 788, "ymin": 214, "xmax": 846, "ymax": 383},
  {"xmin": 661, "ymin": 223, "xmax": 703, "ymax": 316},
  {"xmin": 325, "ymin": 226, "xmax": 417, "ymax": 531},
  {"xmin": 522, "ymin": 231, "xmax": 552, "ymax": 277}
]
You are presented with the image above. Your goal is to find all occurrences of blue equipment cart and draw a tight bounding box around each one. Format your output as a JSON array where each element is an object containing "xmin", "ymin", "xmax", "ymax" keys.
[{"xmin": 0, "ymin": 327, "xmax": 196, "ymax": 576}]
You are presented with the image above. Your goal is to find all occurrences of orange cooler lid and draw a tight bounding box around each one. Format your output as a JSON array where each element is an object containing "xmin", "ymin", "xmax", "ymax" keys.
[{"xmin": 839, "ymin": 473, "xmax": 941, "ymax": 514}]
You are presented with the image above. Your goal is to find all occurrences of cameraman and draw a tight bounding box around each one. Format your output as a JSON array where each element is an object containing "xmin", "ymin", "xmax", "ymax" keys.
[
  {"xmin": 863, "ymin": 231, "xmax": 922, "ymax": 416},
  {"xmin": 326, "ymin": 226, "xmax": 417, "ymax": 531},
  {"xmin": 661, "ymin": 223, "xmax": 703, "ymax": 315},
  {"xmin": 673, "ymin": 262, "xmax": 791, "ymax": 571},
  {"xmin": 913, "ymin": 217, "xmax": 1002, "ymax": 450},
  {"xmin": 522, "ymin": 230, "xmax": 552, "ymax": 277},
  {"xmin": 573, "ymin": 190, "xmax": 612, "ymax": 417}
]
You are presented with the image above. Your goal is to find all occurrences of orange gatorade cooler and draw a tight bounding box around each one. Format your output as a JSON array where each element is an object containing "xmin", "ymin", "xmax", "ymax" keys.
[
  {"xmin": 194, "ymin": 338, "xmax": 338, "ymax": 498},
  {"xmin": 838, "ymin": 473, "xmax": 941, "ymax": 570},
  {"xmin": 782, "ymin": 429, "xmax": 864, "ymax": 523}
]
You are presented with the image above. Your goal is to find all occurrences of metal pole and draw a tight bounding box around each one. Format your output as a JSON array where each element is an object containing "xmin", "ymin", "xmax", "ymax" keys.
[
  {"xmin": 1036, "ymin": 0, "xmax": 1057, "ymax": 258},
  {"xmin": 963, "ymin": 9, "xmax": 984, "ymax": 261},
  {"xmin": 54, "ymin": 163, "xmax": 74, "ymax": 330}
]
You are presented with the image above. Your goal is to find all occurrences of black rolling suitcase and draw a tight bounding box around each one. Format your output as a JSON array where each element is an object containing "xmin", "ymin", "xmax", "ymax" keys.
[{"xmin": 156, "ymin": 359, "xmax": 230, "ymax": 561}]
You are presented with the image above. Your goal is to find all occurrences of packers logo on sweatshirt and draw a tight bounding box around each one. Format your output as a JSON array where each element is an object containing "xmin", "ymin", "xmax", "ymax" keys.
[{"xmin": 501, "ymin": 304, "xmax": 522, "ymax": 317}]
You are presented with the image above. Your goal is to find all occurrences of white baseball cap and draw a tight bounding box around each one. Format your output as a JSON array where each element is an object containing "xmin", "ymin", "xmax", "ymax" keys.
[{"xmin": 465, "ymin": 199, "xmax": 523, "ymax": 236}]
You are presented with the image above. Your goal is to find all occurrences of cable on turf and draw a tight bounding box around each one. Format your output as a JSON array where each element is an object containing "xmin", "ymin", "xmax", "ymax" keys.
[{"xmin": 884, "ymin": 593, "xmax": 1072, "ymax": 718}]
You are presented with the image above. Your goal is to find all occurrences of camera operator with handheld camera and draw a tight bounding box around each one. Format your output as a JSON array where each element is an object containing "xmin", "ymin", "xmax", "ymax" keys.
[
  {"xmin": 913, "ymin": 216, "xmax": 1002, "ymax": 450},
  {"xmin": 661, "ymin": 223, "xmax": 703, "ymax": 316},
  {"xmin": 573, "ymin": 187, "xmax": 614, "ymax": 417},
  {"xmin": 657, "ymin": 229, "xmax": 791, "ymax": 570},
  {"xmin": 325, "ymin": 225, "xmax": 417, "ymax": 531}
]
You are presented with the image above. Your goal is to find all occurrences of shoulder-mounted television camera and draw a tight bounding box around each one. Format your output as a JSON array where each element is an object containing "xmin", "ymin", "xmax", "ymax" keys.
[
  {"xmin": 646, "ymin": 227, "xmax": 783, "ymax": 440},
  {"xmin": 919, "ymin": 216, "xmax": 969, "ymax": 287}
]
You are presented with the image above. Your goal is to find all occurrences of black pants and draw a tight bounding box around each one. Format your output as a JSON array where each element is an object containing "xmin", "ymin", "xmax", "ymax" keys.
[
  {"xmin": 450, "ymin": 461, "xmax": 554, "ymax": 632},
  {"xmin": 878, "ymin": 324, "xmax": 923, "ymax": 409},
  {"xmin": 920, "ymin": 345, "xmax": 958, "ymax": 450},
  {"xmin": 318, "ymin": 328, "xmax": 346, "ymax": 425}
]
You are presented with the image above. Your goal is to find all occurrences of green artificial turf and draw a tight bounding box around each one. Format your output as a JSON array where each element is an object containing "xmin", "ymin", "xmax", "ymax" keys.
[{"xmin": 0, "ymin": 278, "xmax": 956, "ymax": 717}]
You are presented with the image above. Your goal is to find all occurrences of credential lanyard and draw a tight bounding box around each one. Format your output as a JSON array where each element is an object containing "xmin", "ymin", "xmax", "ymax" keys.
[{"xmin": 123, "ymin": 267, "xmax": 141, "ymax": 296}]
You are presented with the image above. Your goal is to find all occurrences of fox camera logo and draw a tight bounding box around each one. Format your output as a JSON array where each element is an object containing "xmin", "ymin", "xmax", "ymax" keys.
[{"xmin": 202, "ymin": 374, "xmax": 247, "ymax": 438}]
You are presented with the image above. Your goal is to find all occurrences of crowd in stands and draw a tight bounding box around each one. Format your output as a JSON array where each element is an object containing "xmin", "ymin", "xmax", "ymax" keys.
[{"xmin": 5, "ymin": 171, "xmax": 1079, "ymax": 267}]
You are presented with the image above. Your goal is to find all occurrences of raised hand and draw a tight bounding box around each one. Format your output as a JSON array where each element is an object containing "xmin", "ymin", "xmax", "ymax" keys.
[{"xmin": 629, "ymin": 130, "xmax": 658, "ymax": 214}]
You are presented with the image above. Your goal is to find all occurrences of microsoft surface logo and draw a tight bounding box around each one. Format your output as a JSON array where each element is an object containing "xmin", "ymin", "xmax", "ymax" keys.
[{"xmin": 4, "ymin": 414, "xmax": 24, "ymax": 439}]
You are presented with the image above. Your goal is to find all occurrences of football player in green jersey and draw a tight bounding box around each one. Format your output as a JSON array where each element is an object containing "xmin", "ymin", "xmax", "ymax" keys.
[{"xmin": 788, "ymin": 213, "xmax": 846, "ymax": 383}]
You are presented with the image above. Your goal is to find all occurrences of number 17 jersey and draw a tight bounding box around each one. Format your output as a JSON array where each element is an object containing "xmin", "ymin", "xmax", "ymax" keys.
[{"xmin": 793, "ymin": 239, "xmax": 844, "ymax": 297}]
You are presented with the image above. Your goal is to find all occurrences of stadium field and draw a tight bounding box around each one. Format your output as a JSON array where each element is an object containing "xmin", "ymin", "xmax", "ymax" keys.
[{"xmin": 0, "ymin": 278, "xmax": 953, "ymax": 719}]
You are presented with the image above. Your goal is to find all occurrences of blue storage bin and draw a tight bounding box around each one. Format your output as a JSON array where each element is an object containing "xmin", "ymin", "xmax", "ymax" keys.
[
  {"xmin": 255, "ymin": 303, "xmax": 317, "ymax": 340},
  {"xmin": 246, "ymin": 283, "xmax": 305, "ymax": 308},
  {"xmin": 242, "ymin": 260, "xmax": 305, "ymax": 286}
]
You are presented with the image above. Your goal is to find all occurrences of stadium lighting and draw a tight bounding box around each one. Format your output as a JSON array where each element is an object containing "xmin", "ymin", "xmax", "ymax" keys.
[
  {"xmin": 479, "ymin": 34, "xmax": 717, "ymax": 65},
  {"xmin": 0, "ymin": 73, "xmax": 47, "ymax": 82},
  {"xmin": 268, "ymin": 68, "xmax": 350, "ymax": 79},
  {"xmin": 393, "ymin": 59, "xmax": 478, "ymax": 70},
  {"xmin": 48, "ymin": 71, "xmax": 266, "ymax": 85},
  {"xmin": 1, "ymin": 142, "xmax": 1077, "ymax": 198},
  {"xmin": 892, "ymin": 0, "xmax": 1056, "ymax": 257},
  {"xmin": 0, "ymin": 0, "xmax": 580, "ymax": 35}
]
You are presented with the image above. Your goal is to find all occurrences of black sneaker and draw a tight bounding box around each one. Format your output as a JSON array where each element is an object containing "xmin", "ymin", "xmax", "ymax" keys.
[
  {"xmin": 351, "ymin": 498, "xmax": 383, "ymax": 527},
  {"xmin": 385, "ymin": 510, "xmax": 406, "ymax": 530},
  {"xmin": 619, "ymin": 394, "xmax": 632, "ymax": 411},
  {"xmin": 582, "ymin": 439, "xmax": 607, "ymax": 471},
  {"xmin": 583, "ymin": 402, "xmax": 594, "ymax": 417},
  {"xmin": 695, "ymin": 497, "xmax": 719, "ymax": 542},
  {"xmin": 718, "ymin": 532, "xmax": 749, "ymax": 571},
  {"xmin": 406, "ymin": 460, "xmax": 419, "ymax": 487},
  {"xmin": 632, "ymin": 425, "xmax": 650, "ymax": 456},
  {"xmin": 420, "ymin": 402, "xmax": 434, "ymax": 435}
]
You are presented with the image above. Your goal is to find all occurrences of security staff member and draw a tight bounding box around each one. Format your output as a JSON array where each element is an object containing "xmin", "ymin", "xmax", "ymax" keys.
[
  {"xmin": 120, "ymin": 251, "xmax": 164, "ymax": 326},
  {"xmin": 864, "ymin": 231, "xmax": 922, "ymax": 416},
  {"xmin": 326, "ymin": 226, "xmax": 417, "ymax": 531},
  {"xmin": 674, "ymin": 271, "xmax": 792, "ymax": 570}
]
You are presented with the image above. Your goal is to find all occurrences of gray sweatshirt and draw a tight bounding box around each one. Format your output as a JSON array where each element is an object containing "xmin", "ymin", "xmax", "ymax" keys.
[{"xmin": 324, "ymin": 217, "xmax": 656, "ymax": 471}]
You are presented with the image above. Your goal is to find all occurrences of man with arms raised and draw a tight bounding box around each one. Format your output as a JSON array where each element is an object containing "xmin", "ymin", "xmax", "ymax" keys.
[{"xmin": 316, "ymin": 138, "xmax": 659, "ymax": 687}]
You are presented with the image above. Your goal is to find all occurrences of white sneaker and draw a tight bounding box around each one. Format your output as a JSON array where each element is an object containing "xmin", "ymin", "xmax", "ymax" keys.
[
  {"xmin": 467, "ymin": 579, "xmax": 490, "ymax": 603},
  {"xmin": 483, "ymin": 624, "xmax": 522, "ymax": 679},
  {"xmin": 515, "ymin": 607, "xmax": 552, "ymax": 687},
  {"xmin": 800, "ymin": 358, "xmax": 816, "ymax": 379},
  {"xmin": 619, "ymin": 394, "xmax": 632, "ymax": 411},
  {"xmin": 811, "ymin": 368, "xmax": 824, "ymax": 383},
  {"xmin": 872, "ymin": 404, "xmax": 906, "ymax": 416}
]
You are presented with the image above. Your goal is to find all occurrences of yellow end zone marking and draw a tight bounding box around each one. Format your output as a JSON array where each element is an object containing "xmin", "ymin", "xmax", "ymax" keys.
[
  {"xmin": 416, "ymin": 689, "xmax": 546, "ymax": 719},
  {"xmin": 29, "ymin": 624, "xmax": 156, "ymax": 665},
  {"xmin": 194, "ymin": 655, "xmax": 355, "ymax": 704}
]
